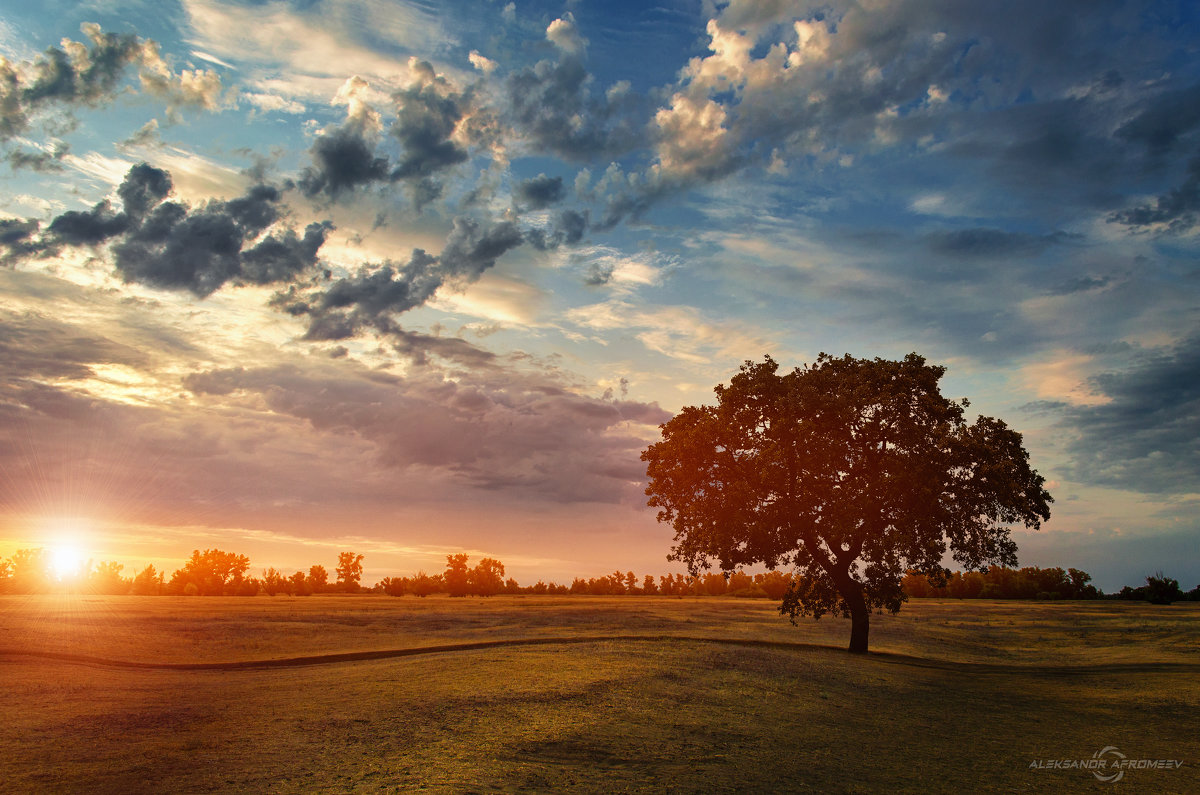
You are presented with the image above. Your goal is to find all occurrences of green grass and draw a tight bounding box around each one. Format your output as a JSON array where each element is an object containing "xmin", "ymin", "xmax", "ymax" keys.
[{"xmin": 1, "ymin": 595, "xmax": 1197, "ymax": 793}]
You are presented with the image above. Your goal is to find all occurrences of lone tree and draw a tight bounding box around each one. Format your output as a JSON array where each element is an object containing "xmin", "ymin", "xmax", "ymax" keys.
[{"xmin": 642, "ymin": 353, "xmax": 1052, "ymax": 653}]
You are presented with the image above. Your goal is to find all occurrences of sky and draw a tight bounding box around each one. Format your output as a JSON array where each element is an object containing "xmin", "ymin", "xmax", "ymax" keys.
[{"xmin": 0, "ymin": 0, "xmax": 1197, "ymax": 591}]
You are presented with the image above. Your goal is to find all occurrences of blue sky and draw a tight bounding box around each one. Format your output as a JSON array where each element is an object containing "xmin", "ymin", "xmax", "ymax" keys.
[{"xmin": 0, "ymin": 0, "xmax": 1197, "ymax": 590}]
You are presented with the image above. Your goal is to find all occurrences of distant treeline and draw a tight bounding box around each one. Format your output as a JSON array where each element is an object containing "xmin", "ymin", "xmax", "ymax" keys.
[
  {"xmin": 904, "ymin": 566, "xmax": 1200, "ymax": 602},
  {"xmin": 902, "ymin": 566, "xmax": 1101, "ymax": 600},
  {"xmin": 2, "ymin": 547, "xmax": 1198, "ymax": 603}
]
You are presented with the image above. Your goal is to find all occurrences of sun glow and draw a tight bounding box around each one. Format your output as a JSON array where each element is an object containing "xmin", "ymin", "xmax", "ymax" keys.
[
  {"xmin": 43, "ymin": 520, "xmax": 93, "ymax": 581},
  {"xmin": 49, "ymin": 542, "xmax": 88, "ymax": 581}
]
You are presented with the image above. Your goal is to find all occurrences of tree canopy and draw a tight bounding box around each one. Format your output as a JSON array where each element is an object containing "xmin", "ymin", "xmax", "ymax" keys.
[{"xmin": 641, "ymin": 353, "xmax": 1053, "ymax": 653}]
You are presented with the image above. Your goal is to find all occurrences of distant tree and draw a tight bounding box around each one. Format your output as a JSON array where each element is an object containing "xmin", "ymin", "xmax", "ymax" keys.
[
  {"xmin": 469, "ymin": 558, "xmax": 506, "ymax": 596},
  {"xmin": 261, "ymin": 567, "xmax": 287, "ymax": 596},
  {"xmin": 169, "ymin": 549, "xmax": 251, "ymax": 595},
  {"xmin": 409, "ymin": 571, "xmax": 439, "ymax": 597},
  {"xmin": 504, "ymin": 577, "xmax": 521, "ymax": 595},
  {"xmin": 335, "ymin": 552, "xmax": 364, "ymax": 592},
  {"xmin": 643, "ymin": 354, "xmax": 1052, "ymax": 653},
  {"xmin": 642, "ymin": 574, "xmax": 659, "ymax": 595},
  {"xmin": 658, "ymin": 574, "xmax": 684, "ymax": 596},
  {"xmin": 1144, "ymin": 572, "xmax": 1184, "ymax": 605},
  {"xmin": 905, "ymin": 566, "xmax": 1101, "ymax": 600},
  {"xmin": 288, "ymin": 570, "xmax": 310, "ymax": 596},
  {"xmin": 130, "ymin": 564, "xmax": 164, "ymax": 595},
  {"xmin": 755, "ymin": 571, "xmax": 792, "ymax": 600},
  {"xmin": 379, "ymin": 576, "xmax": 408, "ymax": 596},
  {"xmin": 444, "ymin": 554, "xmax": 471, "ymax": 597},
  {"xmin": 307, "ymin": 564, "xmax": 329, "ymax": 593},
  {"xmin": 701, "ymin": 572, "xmax": 728, "ymax": 596},
  {"xmin": 727, "ymin": 570, "xmax": 754, "ymax": 594},
  {"xmin": 10, "ymin": 548, "xmax": 50, "ymax": 593},
  {"xmin": 1066, "ymin": 568, "xmax": 1099, "ymax": 599},
  {"xmin": 89, "ymin": 561, "xmax": 129, "ymax": 595}
]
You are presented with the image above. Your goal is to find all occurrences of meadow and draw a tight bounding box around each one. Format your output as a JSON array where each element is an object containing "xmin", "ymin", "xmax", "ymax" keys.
[{"xmin": 1, "ymin": 595, "xmax": 1196, "ymax": 793}]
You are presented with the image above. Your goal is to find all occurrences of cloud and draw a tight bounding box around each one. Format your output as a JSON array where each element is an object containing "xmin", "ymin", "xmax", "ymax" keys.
[
  {"xmin": 567, "ymin": 299, "xmax": 773, "ymax": 366},
  {"xmin": 502, "ymin": 15, "xmax": 643, "ymax": 161},
  {"xmin": 120, "ymin": 119, "xmax": 161, "ymax": 149},
  {"xmin": 298, "ymin": 121, "xmax": 391, "ymax": 199},
  {"xmin": 4, "ymin": 162, "xmax": 332, "ymax": 297},
  {"xmin": 1114, "ymin": 82, "xmax": 1200, "ymax": 157},
  {"xmin": 0, "ymin": 310, "xmax": 147, "ymax": 384},
  {"xmin": 514, "ymin": 174, "xmax": 565, "ymax": 209},
  {"xmin": 4, "ymin": 139, "xmax": 69, "ymax": 172},
  {"xmin": 299, "ymin": 66, "xmax": 479, "ymax": 206},
  {"xmin": 241, "ymin": 92, "xmax": 306, "ymax": 115},
  {"xmin": 136, "ymin": 39, "xmax": 225, "ymax": 118},
  {"xmin": 568, "ymin": 246, "xmax": 669, "ymax": 293},
  {"xmin": 468, "ymin": 51, "xmax": 496, "ymax": 75},
  {"xmin": 1058, "ymin": 335, "xmax": 1200, "ymax": 493},
  {"xmin": 180, "ymin": 0, "xmax": 442, "ymax": 103},
  {"xmin": 111, "ymin": 185, "xmax": 331, "ymax": 296},
  {"xmin": 117, "ymin": 162, "xmax": 173, "ymax": 219},
  {"xmin": 923, "ymin": 228, "xmax": 1071, "ymax": 259},
  {"xmin": 653, "ymin": 92, "xmax": 738, "ymax": 181},
  {"xmin": 1108, "ymin": 154, "xmax": 1200, "ymax": 233},
  {"xmin": 523, "ymin": 209, "xmax": 587, "ymax": 251},
  {"xmin": 585, "ymin": 0, "xmax": 1200, "ymax": 230},
  {"xmin": 0, "ymin": 23, "xmax": 224, "ymax": 140},
  {"xmin": 280, "ymin": 215, "xmax": 523, "ymax": 341},
  {"xmin": 181, "ymin": 357, "xmax": 671, "ymax": 503}
]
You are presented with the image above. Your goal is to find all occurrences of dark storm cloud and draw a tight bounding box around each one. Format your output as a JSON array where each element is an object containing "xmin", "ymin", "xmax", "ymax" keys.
[
  {"xmin": 524, "ymin": 210, "xmax": 588, "ymax": 251},
  {"xmin": 0, "ymin": 218, "xmax": 41, "ymax": 264},
  {"xmin": 47, "ymin": 200, "xmax": 131, "ymax": 245},
  {"xmin": 388, "ymin": 326, "xmax": 498, "ymax": 368},
  {"xmin": 117, "ymin": 162, "xmax": 173, "ymax": 219},
  {"xmin": 593, "ymin": 181, "xmax": 672, "ymax": 231},
  {"xmin": 286, "ymin": 216, "xmax": 523, "ymax": 341},
  {"xmin": 32, "ymin": 162, "xmax": 174, "ymax": 249},
  {"xmin": 297, "ymin": 65, "xmax": 478, "ymax": 206},
  {"xmin": 503, "ymin": 18, "xmax": 642, "ymax": 162},
  {"xmin": 390, "ymin": 61, "xmax": 471, "ymax": 180},
  {"xmin": 2, "ymin": 163, "xmax": 331, "ymax": 296},
  {"xmin": 1108, "ymin": 154, "xmax": 1200, "ymax": 233},
  {"xmin": 583, "ymin": 261, "xmax": 613, "ymax": 286},
  {"xmin": 111, "ymin": 183, "xmax": 331, "ymax": 295},
  {"xmin": 923, "ymin": 228, "xmax": 1071, "ymax": 259},
  {"xmin": 514, "ymin": 174, "xmax": 565, "ymax": 209},
  {"xmin": 297, "ymin": 124, "xmax": 391, "ymax": 199},
  {"xmin": 239, "ymin": 222, "xmax": 333, "ymax": 285},
  {"xmin": 181, "ymin": 358, "xmax": 671, "ymax": 502},
  {"xmin": 1114, "ymin": 83, "xmax": 1200, "ymax": 157},
  {"xmin": 1059, "ymin": 336, "xmax": 1200, "ymax": 493},
  {"xmin": 5, "ymin": 141, "xmax": 69, "ymax": 172}
]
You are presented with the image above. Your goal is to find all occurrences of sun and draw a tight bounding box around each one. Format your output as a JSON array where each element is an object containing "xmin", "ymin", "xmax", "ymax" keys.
[
  {"xmin": 43, "ymin": 519, "xmax": 93, "ymax": 581},
  {"xmin": 49, "ymin": 542, "xmax": 87, "ymax": 581}
]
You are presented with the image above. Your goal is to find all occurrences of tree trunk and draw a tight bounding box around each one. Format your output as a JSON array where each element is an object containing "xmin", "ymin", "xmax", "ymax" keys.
[
  {"xmin": 831, "ymin": 567, "xmax": 870, "ymax": 653},
  {"xmin": 848, "ymin": 601, "xmax": 869, "ymax": 654}
]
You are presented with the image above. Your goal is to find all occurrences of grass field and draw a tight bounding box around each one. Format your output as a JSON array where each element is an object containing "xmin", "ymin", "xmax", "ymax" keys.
[{"xmin": 1, "ymin": 595, "xmax": 1197, "ymax": 793}]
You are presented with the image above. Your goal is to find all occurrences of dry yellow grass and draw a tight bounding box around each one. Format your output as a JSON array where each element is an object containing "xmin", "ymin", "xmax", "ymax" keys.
[{"xmin": 1, "ymin": 595, "xmax": 1197, "ymax": 793}]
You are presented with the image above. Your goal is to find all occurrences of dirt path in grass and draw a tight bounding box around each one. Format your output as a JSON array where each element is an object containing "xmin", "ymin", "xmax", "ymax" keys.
[{"xmin": 3, "ymin": 635, "xmax": 1198, "ymax": 675}]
